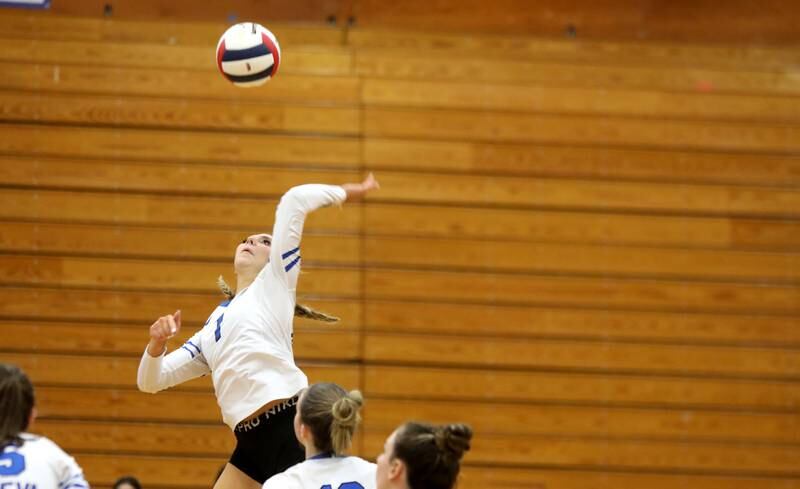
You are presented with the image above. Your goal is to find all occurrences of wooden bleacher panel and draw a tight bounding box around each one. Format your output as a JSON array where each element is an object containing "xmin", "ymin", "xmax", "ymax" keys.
[
  {"xmin": 363, "ymin": 203, "xmax": 800, "ymax": 250},
  {"xmin": 363, "ymin": 398, "xmax": 800, "ymax": 443},
  {"xmin": 363, "ymin": 107, "xmax": 800, "ymax": 153},
  {"xmin": 363, "ymin": 269, "xmax": 800, "ymax": 314},
  {"xmin": 362, "ymin": 236, "xmax": 800, "ymax": 282},
  {"xmin": 362, "ymin": 138, "xmax": 800, "ymax": 186},
  {"xmin": 0, "ymin": 286, "xmax": 361, "ymax": 326},
  {"xmin": 348, "ymin": 30, "xmax": 800, "ymax": 70},
  {"xmin": 364, "ymin": 301, "xmax": 799, "ymax": 344},
  {"xmin": 0, "ymin": 91, "xmax": 360, "ymax": 134},
  {"xmin": 0, "ymin": 188, "xmax": 362, "ymax": 229},
  {"xmin": 0, "ymin": 221, "xmax": 361, "ymax": 264},
  {"xmin": 0, "ymin": 38, "xmax": 353, "ymax": 76},
  {"xmin": 0, "ymin": 254, "xmax": 361, "ymax": 295},
  {"xmin": 0, "ymin": 9, "xmax": 797, "ymax": 489},
  {"xmin": 0, "ymin": 156, "xmax": 361, "ymax": 195},
  {"xmin": 0, "ymin": 124, "xmax": 360, "ymax": 166},
  {"xmin": 361, "ymin": 78, "xmax": 800, "ymax": 123},
  {"xmin": 363, "ymin": 332, "xmax": 800, "ymax": 377},
  {"xmin": 1, "ymin": 320, "xmax": 359, "ymax": 361},
  {"xmin": 364, "ymin": 366, "xmax": 800, "ymax": 410},
  {"xmin": 355, "ymin": 52, "xmax": 800, "ymax": 95},
  {"xmin": 0, "ymin": 62, "xmax": 360, "ymax": 104},
  {"xmin": 371, "ymin": 171, "xmax": 800, "ymax": 218},
  {"xmin": 360, "ymin": 430, "xmax": 800, "ymax": 474},
  {"xmin": 456, "ymin": 466, "xmax": 800, "ymax": 489},
  {"xmin": 0, "ymin": 10, "xmax": 343, "ymax": 46}
]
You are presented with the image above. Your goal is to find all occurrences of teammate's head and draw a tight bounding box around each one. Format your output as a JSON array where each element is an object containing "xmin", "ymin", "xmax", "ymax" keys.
[
  {"xmin": 376, "ymin": 422, "xmax": 472, "ymax": 489},
  {"xmin": 112, "ymin": 476, "xmax": 142, "ymax": 489},
  {"xmin": 234, "ymin": 233, "xmax": 272, "ymax": 275},
  {"xmin": 295, "ymin": 382, "xmax": 364, "ymax": 456},
  {"xmin": 0, "ymin": 363, "xmax": 36, "ymax": 447}
]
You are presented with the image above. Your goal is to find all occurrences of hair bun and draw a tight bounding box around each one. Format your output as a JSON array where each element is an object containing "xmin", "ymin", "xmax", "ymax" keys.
[
  {"xmin": 331, "ymin": 389, "xmax": 363, "ymax": 426},
  {"xmin": 434, "ymin": 424, "xmax": 473, "ymax": 460}
]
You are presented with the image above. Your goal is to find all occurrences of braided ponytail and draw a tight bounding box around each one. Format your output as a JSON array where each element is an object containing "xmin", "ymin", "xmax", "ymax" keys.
[{"xmin": 217, "ymin": 276, "xmax": 339, "ymax": 323}]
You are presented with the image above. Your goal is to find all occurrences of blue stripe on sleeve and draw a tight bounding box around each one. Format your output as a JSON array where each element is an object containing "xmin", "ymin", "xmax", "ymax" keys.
[
  {"xmin": 181, "ymin": 345, "xmax": 196, "ymax": 358},
  {"xmin": 186, "ymin": 340, "xmax": 201, "ymax": 354},
  {"xmin": 284, "ymin": 255, "xmax": 301, "ymax": 272},
  {"xmin": 282, "ymin": 247, "xmax": 300, "ymax": 259},
  {"xmin": 63, "ymin": 484, "xmax": 88, "ymax": 489}
]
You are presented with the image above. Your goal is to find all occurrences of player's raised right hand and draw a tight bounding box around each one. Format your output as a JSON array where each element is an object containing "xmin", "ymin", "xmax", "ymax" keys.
[{"xmin": 146, "ymin": 310, "xmax": 181, "ymax": 357}]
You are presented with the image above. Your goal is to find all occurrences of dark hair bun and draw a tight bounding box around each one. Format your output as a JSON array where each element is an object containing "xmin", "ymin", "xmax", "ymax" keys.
[{"xmin": 434, "ymin": 423, "xmax": 472, "ymax": 460}]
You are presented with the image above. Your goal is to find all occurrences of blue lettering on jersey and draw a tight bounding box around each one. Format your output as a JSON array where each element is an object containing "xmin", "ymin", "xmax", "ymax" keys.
[
  {"xmin": 215, "ymin": 314, "xmax": 225, "ymax": 342},
  {"xmin": 0, "ymin": 452, "xmax": 25, "ymax": 475},
  {"xmin": 320, "ymin": 483, "xmax": 364, "ymax": 489}
]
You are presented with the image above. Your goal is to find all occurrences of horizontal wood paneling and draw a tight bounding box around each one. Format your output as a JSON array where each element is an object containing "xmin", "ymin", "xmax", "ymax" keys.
[
  {"xmin": 362, "ymin": 78, "xmax": 800, "ymax": 123},
  {"xmin": 348, "ymin": 30, "xmax": 800, "ymax": 70},
  {"xmin": 0, "ymin": 10, "xmax": 343, "ymax": 46},
  {"xmin": 0, "ymin": 156, "xmax": 361, "ymax": 198},
  {"xmin": 0, "ymin": 124, "xmax": 360, "ymax": 166},
  {"xmin": 2, "ymin": 11, "xmax": 798, "ymax": 489},
  {"xmin": 364, "ymin": 301, "xmax": 799, "ymax": 345},
  {"xmin": 364, "ymin": 333, "xmax": 800, "ymax": 377},
  {"xmin": 0, "ymin": 221, "xmax": 360, "ymax": 264},
  {"xmin": 361, "ymin": 431, "xmax": 800, "ymax": 475},
  {"xmin": 0, "ymin": 62, "xmax": 360, "ymax": 104},
  {"xmin": 0, "ymin": 286, "xmax": 362, "ymax": 326},
  {"xmin": 365, "ymin": 366, "xmax": 800, "ymax": 410},
  {"xmin": 355, "ymin": 52, "xmax": 800, "ymax": 95},
  {"xmin": 0, "ymin": 254, "xmax": 361, "ymax": 295},
  {"xmin": 3, "ymin": 220, "xmax": 796, "ymax": 283},
  {"xmin": 363, "ymin": 236, "xmax": 800, "ymax": 282},
  {"xmin": 350, "ymin": 0, "xmax": 800, "ymax": 45},
  {"xmin": 1, "ymin": 320, "xmax": 359, "ymax": 361},
  {"xmin": 363, "ymin": 138, "xmax": 800, "ymax": 186},
  {"xmin": 0, "ymin": 38, "xmax": 352, "ymax": 75},
  {"xmin": 457, "ymin": 466, "xmax": 800, "ymax": 489},
  {"xmin": 0, "ymin": 189, "xmax": 361, "ymax": 229},
  {"xmin": 364, "ymin": 269, "xmax": 800, "ymax": 314},
  {"xmin": 0, "ymin": 91, "xmax": 360, "ymax": 134},
  {"xmin": 364, "ymin": 107, "xmax": 800, "ymax": 152},
  {"xmin": 364, "ymin": 399, "xmax": 800, "ymax": 443},
  {"xmin": 363, "ymin": 204, "xmax": 800, "ymax": 250}
]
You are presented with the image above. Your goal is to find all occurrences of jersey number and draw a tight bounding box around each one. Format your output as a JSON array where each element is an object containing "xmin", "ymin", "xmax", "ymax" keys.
[
  {"xmin": 0, "ymin": 452, "xmax": 26, "ymax": 475},
  {"xmin": 320, "ymin": 483, "xmax": 364, "ymax": 489},
  {"xmin": 214, "ymin": 314, "xmax": 225, "ymax": 342}
]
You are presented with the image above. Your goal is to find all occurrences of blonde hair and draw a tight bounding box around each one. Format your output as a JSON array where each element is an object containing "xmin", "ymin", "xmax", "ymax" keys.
[
  {"xmin": 300, "ymin": 383, "xmax": 364, "ymax": 455},
  {"xmin": 217, "ymin": 276, "xmax": 339, "ymax": 323}
]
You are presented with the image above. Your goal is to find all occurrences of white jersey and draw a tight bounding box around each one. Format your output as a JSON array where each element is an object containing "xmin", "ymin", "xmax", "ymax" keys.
[
  {"xmin": 137, "ymin": 184, "xmax": 347, "ymax": 429},
  {"xmin": 0, "ymin": 434, "xmax": 89, "ymax": 489},
  {"xmin": 263, "ymin": 455, "xmax": 376, "ymax": 489}
]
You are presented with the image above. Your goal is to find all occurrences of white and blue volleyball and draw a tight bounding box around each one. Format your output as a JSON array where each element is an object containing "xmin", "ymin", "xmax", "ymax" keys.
[{"xmin": 216, "ymin": 22, "xmax": 281, "ymax": 87}]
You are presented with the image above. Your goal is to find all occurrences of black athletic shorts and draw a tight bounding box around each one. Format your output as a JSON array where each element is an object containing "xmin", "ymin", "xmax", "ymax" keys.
[{"xmin": 229, "ymin": 396, "xmax": 305, "ymax": 483}]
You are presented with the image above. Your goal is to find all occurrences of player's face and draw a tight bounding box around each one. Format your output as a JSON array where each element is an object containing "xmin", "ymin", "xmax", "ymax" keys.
[
  {"xmin": 375, "ymin": 428, "xmax": 399, "ymax": 489},
  {"xmin": 234, "ymin": 233, "xmax": 272, "ymax": 272}
]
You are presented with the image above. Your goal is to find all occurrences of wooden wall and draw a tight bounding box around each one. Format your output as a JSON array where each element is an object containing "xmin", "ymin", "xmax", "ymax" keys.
[
  {"xmin": 47, "ymin": 0, "xmax": 800, "ymax": 44},
  {"xmin": 0, "ymin": 7, "xmax": 799, "ymax": 489}
]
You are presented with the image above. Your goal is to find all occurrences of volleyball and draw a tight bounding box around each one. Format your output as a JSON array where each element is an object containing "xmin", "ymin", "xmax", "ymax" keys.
[{"xmin": 216, "ymin": 22, "xmax": 281, "ymax": 87}]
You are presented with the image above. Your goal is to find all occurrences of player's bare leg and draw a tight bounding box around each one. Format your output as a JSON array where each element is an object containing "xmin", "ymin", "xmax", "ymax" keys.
[{"xmin": 213, "ymin": 463, "xmax": 262, "ymax": 489}]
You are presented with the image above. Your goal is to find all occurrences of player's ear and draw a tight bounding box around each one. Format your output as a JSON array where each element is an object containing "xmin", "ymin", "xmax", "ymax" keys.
[
  {"xmin": 388, "ymin": 458, "xmax": 405, "ymax": 482},
  {"xmin": 28, "ymin": 406, "xmax": 38, "ymax": 427}
]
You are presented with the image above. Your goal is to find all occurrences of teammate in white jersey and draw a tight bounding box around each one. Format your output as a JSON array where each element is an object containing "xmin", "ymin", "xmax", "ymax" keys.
[
  {"xmin": 375, "ymin": 422, "xmax": 472, "ymax": 489},
  {"xmin": 0, "ymin": 363, "xmax": 90, "ymax": 489},
  {"xmin": 137, "ymin": 175, "xmax": 379, "ymax": 489},
  {"xmin": 263, "ymin": 382, "xmax": 375, "ymax": 489}
]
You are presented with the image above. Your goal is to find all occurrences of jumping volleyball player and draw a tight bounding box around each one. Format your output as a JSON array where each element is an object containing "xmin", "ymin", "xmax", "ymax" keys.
[
  {"xmin": 0, "ymin": 363, "xmax": 90, "ymax": 489},
  {"xmin": 137, "ymin": 175, "xmax": 380, "ymax": 489},
  {"xmin": 263, "ymin": 382, "xmax": 375, "ymax": 489}
]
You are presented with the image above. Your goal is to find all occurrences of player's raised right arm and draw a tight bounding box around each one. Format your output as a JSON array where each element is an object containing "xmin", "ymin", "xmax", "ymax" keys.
[{"xmin": 137, "ymin": 310, "xmax": 210, "ymax": 393}]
